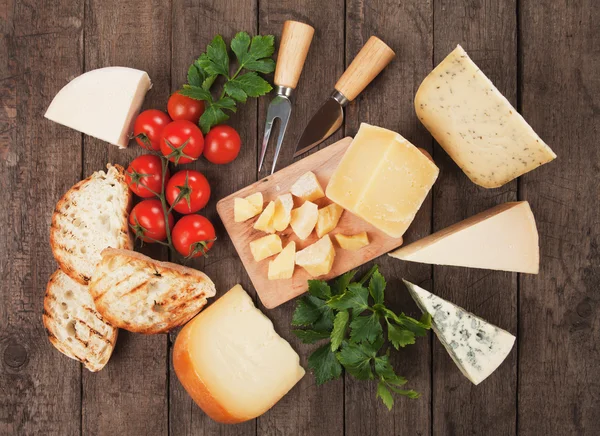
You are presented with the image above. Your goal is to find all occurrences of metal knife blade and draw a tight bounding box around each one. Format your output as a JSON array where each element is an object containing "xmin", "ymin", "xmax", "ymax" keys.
[{"xmin": 293, "ymin": 93, "xmax": 345, "ymax": 158}]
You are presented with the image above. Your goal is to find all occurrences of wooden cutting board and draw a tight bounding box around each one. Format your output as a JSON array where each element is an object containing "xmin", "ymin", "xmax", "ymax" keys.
[{"xmin": 216, "ymin": 137, "xmax": 404, "ymax": 309}]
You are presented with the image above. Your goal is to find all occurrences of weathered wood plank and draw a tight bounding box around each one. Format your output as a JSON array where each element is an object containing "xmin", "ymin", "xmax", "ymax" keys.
[
  {"xmin": 343, "ymin": 1, "xmax": 433, "ymax": 434},
  {"xmin": 518, "ymin": 0, "xmax": 600, "ymax": 434},
  {"xmin": 0, "ymin": 0, "xmax": 83, "ymax": 434},
  {"xmin": 431, "ymin": 1, "xmax": 518, "ymax": 434},
  {"xmin": 81, "ymin": 1, "xmax": 171, "ymax": 435},
  {"xmin": 168, "ymin": 1, "xmax": 258, "ymax": 435},
  {"xmin": 255, "ymin": 3, "xmax": 346, "ymax": 435}
]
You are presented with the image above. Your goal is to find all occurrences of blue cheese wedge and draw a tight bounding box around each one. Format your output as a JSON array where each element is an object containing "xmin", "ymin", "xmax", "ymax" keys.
[
  {"xmin": 415, "ymin": 45, "xmax": 556, "ymax": 188},
  {"xmin": 403, "ymin": 280, "xmax": 515, "ymax": 385}
]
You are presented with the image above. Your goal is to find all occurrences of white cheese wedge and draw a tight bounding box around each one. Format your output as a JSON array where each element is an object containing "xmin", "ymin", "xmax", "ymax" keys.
[
  {"xmin": 234, "ymin": 192, "xmax": 264, "ymax": 222},
  {"xmin": 253, "ymin": 200, "xmax": 276, "ymax": 233},
  {"xmin": 290, "ymin": 201, "xmax": 319, "ymax": 240},
  {"xmin": 173, "ymin": 284, "xmax": 305, "ymax": 423},
  {"xmin": 295, "ymin": 235, "xmax": 335, "ymax": 277},
  {"xmin": 249, "ymin": 234, "xmax": 282, "ymax": 262},
  {"xmin": 45, "ymin": 67, "xmax": 152, "ymax": 148},
  {"xmin": 326, "ymin": 123, "xmax": 439, "ymax": 238},
  {"xmin": 290, "ymin": 171, "xmax": 325, "ymax": 202},
  {"xmin": 390, "ymin": 201, "xmax": 539, "ymax": 273},
  {"xmin": 268, "ymin": 241, "xmax": 296, "ymax": 280},
  {"xmin": 272, "ymin": 193, "xmax": 294, "ymax": 232},
  {"xmin": 335, "ymin": 232, "xmax": 369, "ymax": 251},
  {"xmin": 315, "ymin": 203, "xmax": 344, "ymax": 238},
  {"xmin": 415, "ymin": 45, "xmax": 556, "ymax": 188},
  {"xmin": 403, "ymin": 280, "xmax": 515, "ymax": 385}
]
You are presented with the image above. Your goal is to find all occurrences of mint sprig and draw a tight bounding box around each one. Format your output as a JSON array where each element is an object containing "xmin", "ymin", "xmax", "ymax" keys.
[
  {"xmin": 180, "ymin": 32, "xmax": 275, "ymax": 133},
  {"xmin": 291, "ymin": 266, "xmax": 431, "ymax": 410}
]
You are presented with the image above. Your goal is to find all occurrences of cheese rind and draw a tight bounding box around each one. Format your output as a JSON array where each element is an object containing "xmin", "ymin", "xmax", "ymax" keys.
[
  {"xmin": 415, "ymin": 45, "xmax": 556, "ymax": 188},
  {"xmin": 268, "ymin": 241, "xmax": 296, "ymax": 280},
  {"xmin": 290, "ymin": 171, "xmax": 325, "ymax": 202},
  {"xmin": 326, "ymin": 124, "xmax": 439, "ymax": 238},
  {"xmin": 390, "ymin": 201, "xmax": 539, "ymax": 274},
  {"xmin": 335, "ymin": 232, "xmax": 369, "ymax": 251},
  {"xmin": 249, "ymin": 234, "xmax": 282, "ymax": 262},
  {"xmin": 45, "ymin": 67, "xmax": 151, "ymax": 148},
  {"xmin": 295, "ymin": 235, "xmax": 335, "ymax": 277},
  {"xmin": 315, "ymin": 203, "xmax": 344, "ymax": 238},
  {"xmin": 403, "ymin": 280, "xmax": 515, "ymax": 385},
  {"xmin": 173, "ymin": 285, "xmax": 305, "ymax": 423},
  {"xmin": 290, "ymin": 201, "xmax": 319, "ymax": 240}
]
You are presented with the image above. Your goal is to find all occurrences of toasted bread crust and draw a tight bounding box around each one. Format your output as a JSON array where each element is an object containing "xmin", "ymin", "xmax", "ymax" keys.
[{"xmin": 50, "ymin": 164, "xmax": 133, "ymax": 285}]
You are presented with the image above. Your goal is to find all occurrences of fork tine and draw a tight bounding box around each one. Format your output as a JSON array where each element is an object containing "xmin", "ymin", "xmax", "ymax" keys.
[
  {"xmin": 258, "ymin": 116, "xmax": 275, "ymax": 172},
  {"xmin": 270, "ymin": 112, "xmax": 291, "ymax": 175}
]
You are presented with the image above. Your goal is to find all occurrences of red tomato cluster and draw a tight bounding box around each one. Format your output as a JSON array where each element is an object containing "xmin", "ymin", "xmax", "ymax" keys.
[{"xmin": 126, "ymin": 91, "xmax": 243, "ymax": 257}]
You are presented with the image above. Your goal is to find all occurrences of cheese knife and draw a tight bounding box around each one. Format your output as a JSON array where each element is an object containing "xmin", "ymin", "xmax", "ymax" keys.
[
  {"xmin": 294, "ymin": 36, "xmax": 395, "ymax": 157},
  {"xmin": 258, "ymin": 20, "xmax": 315, "ymax": 174}
]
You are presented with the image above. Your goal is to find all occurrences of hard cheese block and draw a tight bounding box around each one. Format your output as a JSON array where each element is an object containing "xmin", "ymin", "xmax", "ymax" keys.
[
  {"xmin": 404, "ymin": 280, "xmax": 515, "ymax": 385},
  {"xmin": 173, "ymin": 285, "xmax": 305, "ymax": 423},
  {"xmin": 415, "ymin": 45, "xmax": 556, "ymax": 188},
  {"xmin": 45, "ymin": 67, "xmax": 151, "ymax": 148},
  {"xmin": 390, "ymin": 201, "xmax": 539, "ymax": 273},
  {"xmin": 326, "ymin": 123, "xmax": 439, "ymax": 238}
]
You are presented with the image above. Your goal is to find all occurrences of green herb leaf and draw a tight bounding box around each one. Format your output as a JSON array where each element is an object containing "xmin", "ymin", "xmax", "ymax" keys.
[
  {"xmin": 369, "ymin": 269, "xmax": 386, "ymax": 305},
  {"xmin": 230, "ymin": 31, "xmax": 251, "ymax": 64},
  {"xmin": 199, "ymin": 105, "xmax": 228, "ymax": 134},
  {"xmin": 223, "ymin": 80, "xmax": 248, "ymax": 102},
  {"xmin": 336, "ymin": 342, "xmax": 374, "ymax": 380},
  {"xmin": 292, "ymin": 295, "xmax": 325, "ymax": 326},
  {"xmin": 232, "ymin": 34, "xmax": 275, "ymax": 69},
  {"xmin": 331, "ymin": 270, "xmax": 356, "ymax": 296},
  {"xmin": 384, "ymin": 309, "xmax": 430, "ymax": 338},
  {"xmin": 180, "ymin": 85, "xmax": 213, "ymax": 102},
  {"xmin": 350, "ymin": 312, "xmax": 383, "ymax": 344},
  {"xmin": 327, "ymin": 283, "xmax": 369, "ymax": 312},
  {"xmin": 187, "ymin": 64, "xmax": 203, "ymax": 87},
  {"xmin": 374, "ymin": 355, "xmax": 407, "ymax": 386},
  {"xmin": 197, "ymin": 36, "xmax": 229, "ymax": 77},
  {"xmin": 387, "ymin": 320, "xmax": 416, "ymax": 349},
  {"xmin": 308, "ymin": 343, "xmax": 342, "ymax": 385},
  {"xmin": 224, "ymin": 72, "xmax": 272, "ymax": 102},
  {"xmin": 387, "ymin": 385, "xmax": 420, "ymax": 399},
  {"xmin": 292, "ymin": 329, "xmax": 330, "ymax": 344},
  {"xmin": 307, "ymin": 280, "xmax": 331, "ymax": 300},
  {"xmin": 376, "ymin": 381, "xmax": 394, "ymax": 411},
  {"xmin": 330, "ymin": 310, "xmax": 349, "ymax": 351}
]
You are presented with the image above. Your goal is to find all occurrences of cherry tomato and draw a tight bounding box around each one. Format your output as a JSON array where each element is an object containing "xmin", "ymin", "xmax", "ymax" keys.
[
  {"xmin": 129, "ymin": 199, "xmax": 174, "ymax": 242},
  {"xmin": 125, "ymin": 155, "xmax": 169, "ymax": 198},
  {"xmin": 203, "ymin": 125, "xmax": 242, "ymax": 164},
  {"xmin": 165, "ymin": 170, "xmax": 211, "ymax": 214},
  {"xmin": 160, "ymin": 120, "xmax": 204, "ymax": 164},
  {"xmin": 172, "ymin": 215, "xmax": 215, "ymax": 258},
  {"xmin": 167, "ymin": 92, "xmax": 205, "ymax": 124},
  {"xmin": 133, "ymin": 109, "xmax": 172, "ymax": 151}
]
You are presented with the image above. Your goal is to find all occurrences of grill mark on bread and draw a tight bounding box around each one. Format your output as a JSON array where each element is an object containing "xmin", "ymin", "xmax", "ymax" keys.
[{"xmin": 76, "ymin": 319, "xmax": 111, "ymax": 344}]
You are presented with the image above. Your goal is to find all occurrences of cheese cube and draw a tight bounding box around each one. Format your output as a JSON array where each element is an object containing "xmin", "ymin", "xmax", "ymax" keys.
[
  {"xmin": 45, "ymin": 67, "xmax": 151, "ymax": 148},
  {"xmin": 173, "ymin": 284, "xmax": 305, "ymax": 423},
  {"xmin": 272, "ymin": 193, "xmax": 294, "ymax": 232},
  {"xmin": 289, "ymin": 201, "xmax": 319, "ymax": 240},
  {"xmin": 335, "ymin": 232, "xmax": 369, "ymax": 251},
  {"xmin": 268, "ymin": 242, "xmax": 296, "ymax": 280},
  {"xmin": 415, "ymin": 45, "xmax": 556, "ymax": 188},
  {"xmin": 404, "ymin": 280, "xmax": 515, "ymax": 385},
  {"xmin": 315, "ymin": 204, "xmax": 344, "ymax": 238},
  {"xmin": 326, "ymin": 123, "xmax": 439, "ymax": 238},
  {"xmin": 290, "ymin": 171, "xmax": 325, "ymax": 202},
  {"xmin": 389, "ymin": 201, "xmax": 539, "ymax": 273},
  {"xmin": 253, "ymin": 201, "xmax": 276, "ymax": 233},
  {"xmin": 234, "ymin": 192, "xmax": 263, "ymax": 222},
  {"xmin": 295, "ymin": 235, "xmax": 335, "ymax": 277},
  {"xmin": 249, "ymin": 234, "xmax": 282, "ymax": 262}
]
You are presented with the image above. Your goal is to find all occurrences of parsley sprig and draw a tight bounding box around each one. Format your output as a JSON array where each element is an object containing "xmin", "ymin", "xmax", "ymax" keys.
[
  {"xmin": 179, "ymin": 32, "xmax": 275, "ymax": 133},
  {"xmin": 292, "ymin": 266, "xmax": 432, "ymax": 410}
]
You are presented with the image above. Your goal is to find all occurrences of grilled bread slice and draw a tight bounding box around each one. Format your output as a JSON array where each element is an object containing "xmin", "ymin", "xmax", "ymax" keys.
[
  {"xmin": 89, "ymin": 248, "xmax": 217, "ymax": 334},
  {"xmin": 50, "ymin": 164, "xmax": 133, "ymax": 285},
  {"xmin": 43, "ymin": 269, "xmax": 118, "ymax": 372}
]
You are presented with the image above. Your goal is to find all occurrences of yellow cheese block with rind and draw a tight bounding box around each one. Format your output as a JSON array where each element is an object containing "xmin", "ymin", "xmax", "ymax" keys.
[
  {"xmin": 315, "ymin": 203, "xmax": 344, "ymax": 238},
  {"xmin": 290, "ymin": 171, "xmax": 325, "ymax": 202},
  {"xmin": 253, "ymin": 201, "xmax": 276, "ymax": 233},
  {"xmin": 272, "ymin": 193, "xmax": 294, "ymax": 232},
  {"xmin": 268, "ymin": 241, "xmax": 296, "ymax": 280},
  {"xmin": 335, "ymin": 232, "xmax": 369, "ymax": 251},
  {"xmin": 249, "ymin": 234, "xmax": 282, "ymax": 262},
  {"xmin": 389, "ymin": 201, "xmax": 539, "ymax": 273},
  {"xmin": 290, "ymin": 201, "xmax": 318, "ymax": 240},
  {"xmin": 415, "ymin": 45, "xmax": 556, "ymax": 188},
  {"xmin": 295, "ymin": 235, "xmax": 335, "ymax": 277}
]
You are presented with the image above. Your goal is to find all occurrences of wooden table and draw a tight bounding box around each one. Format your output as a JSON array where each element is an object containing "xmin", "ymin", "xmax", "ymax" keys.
[{"xmin": 1, "ymin": 0, "xmax": 598, "ymax": 435}]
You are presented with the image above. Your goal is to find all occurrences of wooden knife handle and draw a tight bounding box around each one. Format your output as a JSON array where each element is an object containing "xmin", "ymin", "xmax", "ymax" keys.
[
  {"xmin": 334, "ymin": 36, "xmax": 395, "ymax": 101},
  {"xmin": 274, "ymin": 21, "xmax": 315, "ymax": 89}
]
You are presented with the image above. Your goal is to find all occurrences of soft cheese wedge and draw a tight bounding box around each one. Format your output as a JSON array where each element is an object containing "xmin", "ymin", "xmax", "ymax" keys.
[
  {"xmin": 173, "ymin": 285, "xmax": 305, "ymax": 423},
  {"xmin": 403, "ymin": 280, "xmax": 515, "ymax": 385},
  {"xmin": 415, "ymin": 45, "xmax": 556, "ymax": 188},
  {"xmin": 253, "ymin": 201, "xmax": 276, "ymax": 233},
  {"xmin": 295, "ymin": 235, "xmax": 335, "ymax": 277},
  {"xmin": 335, "ymin": 232, "xmax": 369, "ymax": 251},
  {"xmin": 272, "ymin": 193, "xmax": 294, "ymax": 232},
  {"xmin": 268, "ymin": 241, "xmax": 296, "ymax": 280},
  {"xmin": 45, "ymin": 67, "xmax": 151, "ymax": 148},
  {"xmin": 390, "ymin": 201, "xmax": 539, "ymax": 273},
  {"xmin": 326, "ymin": 123, "xmax": 439, "ymax": 238},
  {"xmin": 290, "ymin": 171, "xmax": 325, "ymax": 202},
  {"xmin": 290, "ymin": 201, "xmax": 319, "ymax": 240},
  {"xmin": 249, "ymin": 234, "xmax": 282, "ymax": 262},
  {"xmin": 234, "ymin": 192, "xmax": 263, "ymax": 222},
  {"xmin": 315, "ymin": 203, "xmax": 344, "ymax": 238}
]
